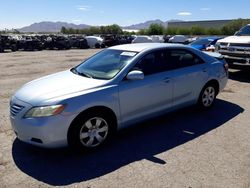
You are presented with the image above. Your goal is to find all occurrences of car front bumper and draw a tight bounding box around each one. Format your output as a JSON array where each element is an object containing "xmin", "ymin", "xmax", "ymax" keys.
[{"xmin": 10, "ymin": 97, "xmax": 76, "ymax": 148}]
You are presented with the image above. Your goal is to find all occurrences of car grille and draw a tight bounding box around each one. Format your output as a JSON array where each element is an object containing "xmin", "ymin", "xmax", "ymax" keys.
[
  {"xmin": 10, "ymin": 104, "xmax": 24, "ymax": 116},
  {"xmin": 229, "ymin": 43, "xmax": 250, "ymax": 48}
]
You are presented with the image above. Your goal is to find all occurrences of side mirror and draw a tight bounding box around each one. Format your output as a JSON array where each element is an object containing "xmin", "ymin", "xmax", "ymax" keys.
[{"xmin": 126, "ymin": 70, "xmax": 144, "ymax": 80}]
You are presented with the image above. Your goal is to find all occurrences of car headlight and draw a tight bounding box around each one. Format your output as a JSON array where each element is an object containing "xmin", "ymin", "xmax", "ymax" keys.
[{"xmin": 24, "ymin": 104, "xmax": 65, "ymax": 118}]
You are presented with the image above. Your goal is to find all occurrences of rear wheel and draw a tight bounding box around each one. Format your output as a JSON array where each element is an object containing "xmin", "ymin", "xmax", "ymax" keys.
[
  {"xmin": 95, "ymin": 43, "xmax": 101, "ymax": 48},
  {"xmin": 68, "ymin": 111, "xmax": 114, "ymax": 150},
  {"xmin": 198, "ymin": 84, "xmax": 217, "ymax": 108}
]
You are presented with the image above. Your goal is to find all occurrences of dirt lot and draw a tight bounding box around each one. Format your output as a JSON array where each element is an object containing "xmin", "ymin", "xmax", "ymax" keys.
[{"xmin": 0, "ymin": 49, "xmax": 250, "ymax": 188}]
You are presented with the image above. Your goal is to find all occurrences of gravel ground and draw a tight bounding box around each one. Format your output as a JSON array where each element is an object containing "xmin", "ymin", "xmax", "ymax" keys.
[{"xmin": 0, "ymin": 49, "xmax": 249, "ymax": 188}]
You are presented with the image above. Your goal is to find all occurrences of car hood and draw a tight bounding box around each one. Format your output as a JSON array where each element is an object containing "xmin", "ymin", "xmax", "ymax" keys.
[
  {"xmin": 14, "ymin": 70, "xmax": 107, "ymax": 104},
  {"xmin": 218, "ymin": 36, "xmax": 250, "ymax": 44}
]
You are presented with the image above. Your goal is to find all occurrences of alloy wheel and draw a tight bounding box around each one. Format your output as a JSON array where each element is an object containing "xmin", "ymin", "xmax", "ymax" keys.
[
  {"xmin": 202, "ymin": 86, "xmax": 215, "ymax": 107},
  {"xmin": 79, "ymin": 117, "xmax": 109, "ymax": 147}
]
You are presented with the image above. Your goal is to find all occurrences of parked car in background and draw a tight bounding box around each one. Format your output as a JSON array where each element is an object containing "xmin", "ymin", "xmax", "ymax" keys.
[
  {"xmin": 44, "ymin": 35, "xmax": 71, "ymax": 50},
  {"xmin": 0, "ymin": 35, "xmax": 18, "ymax": 52},
  {"xmin": 119, "ymin": 35, "xmax": 135, "ymax": 44},
  {"xmin": 186, "ymin": 36, "xmax": 199, "ymax": 44},
  {"xmin": 216, "ymin": 24, "xmax": 250, "ymax": 67},
  {"xmin": 189, "ymin": 36, "xmax": 222, "ymax": 52},
  {"xmin": 102, "ymin": 35, "xmax": 120, "ymax": 47},
  {"xmin": 85, "ymin": 36, "xmax": 104, "ymax": 48},
  {"xmin": 69, "ymin": 35, "xmax": 89, "ymax": 49},
  {"xmin": 18, "ymin": 35, "xmax": 43, "ymax": 51},
  {"xmin": 10, "ymin": 43, "xmax": 228, "ymax": 150},
  {"xmin": 163, "ymin": 35, "xmax": 172, "ymax": 43},
  {"xmin": 151, "ymin": 35, "xmax": 164, "ymax": 43},
  {"xmin": 168, "ymin": 35, "xmax": 188, "ymax": 44},
  {"xmin": 132, "ymin": 35, "xmax": 153, "ymax": 43}
]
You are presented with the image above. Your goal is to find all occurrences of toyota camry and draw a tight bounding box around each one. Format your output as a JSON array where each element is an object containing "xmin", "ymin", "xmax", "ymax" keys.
[{"xmin": 10, "ymin": 43, "xmax": 228, "ymax": 150}]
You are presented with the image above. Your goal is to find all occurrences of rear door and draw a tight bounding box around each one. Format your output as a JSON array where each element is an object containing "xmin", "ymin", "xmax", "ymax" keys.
[{"xmin": 167, "ymin": 49, "xmax": 209, "ymax": 107}]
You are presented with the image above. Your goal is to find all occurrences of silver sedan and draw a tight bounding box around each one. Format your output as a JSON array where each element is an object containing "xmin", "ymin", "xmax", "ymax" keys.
[{"xmin": 10, "ymin": 43, "xmax": 228, "ymax": 150}]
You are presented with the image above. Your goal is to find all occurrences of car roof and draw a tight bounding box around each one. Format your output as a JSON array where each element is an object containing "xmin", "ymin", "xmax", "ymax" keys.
[{"xmin": 109, "ymin": 43, "xmax": 184, "ymax": 52}]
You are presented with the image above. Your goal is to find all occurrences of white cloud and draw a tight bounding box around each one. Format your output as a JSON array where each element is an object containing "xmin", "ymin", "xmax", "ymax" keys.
[
  {"xmin": 76, "ymin": 5, "xmax": 91, "ymax": 11},
  {"xmin": 200, "ymin": 8, "xmax": 211, "ymax": 11},
  {"xmin": 177, "ymin": 12, "xmax": 192, "ymax": 16}
]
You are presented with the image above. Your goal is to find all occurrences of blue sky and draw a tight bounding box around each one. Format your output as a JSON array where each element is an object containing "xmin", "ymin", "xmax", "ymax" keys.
[{"xmin": 1, "ymin": 0, "xmax": 249, "ymax": 29}]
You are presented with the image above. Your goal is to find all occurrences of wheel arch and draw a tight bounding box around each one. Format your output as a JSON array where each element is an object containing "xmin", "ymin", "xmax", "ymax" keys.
[
  {"xmin": 204, "ymin": 79, "xmax": 220, "ymax": 95},
  {"xmin": 67, "ymin": 106, "xmax": 118, "ymax": 142}
]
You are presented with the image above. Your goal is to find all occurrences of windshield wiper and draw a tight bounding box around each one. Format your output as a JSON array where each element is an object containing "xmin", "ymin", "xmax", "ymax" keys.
[
  {"xmin": 71, "ymin": 68, "xmax": 93, "ymax": 78},
  {"xmin": 78, "ymin": 71, "xmax": 93, "ymax": 78}
]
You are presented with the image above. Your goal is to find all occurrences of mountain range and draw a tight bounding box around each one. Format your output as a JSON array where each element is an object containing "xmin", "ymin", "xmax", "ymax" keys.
[
  {"xmin": 18, "ymin": 21, "xmax": 91, "ymax": 33},
  {"xmin": 18, "ymin": 19, "xmax": 183, "ymax": 33}
]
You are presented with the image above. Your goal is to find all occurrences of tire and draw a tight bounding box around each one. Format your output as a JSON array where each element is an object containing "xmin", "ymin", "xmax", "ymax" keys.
[
  {"xmin": 11, "ymin": 45, "xmax": 17, "ymax": 52},
  {"xmin": 68, "ymin": 111, "xmax": 115, "ymax": 151},
  {"xmin": 197, "ymin": 84, "xmax": 217, "ymax": 109},
  {"xmin": 95, "ymin": 43, "xmax": 101, "ymax": 48},
  {"xmin": 101, "ymin": 43, "xmax": 106, "ymax": 48}
]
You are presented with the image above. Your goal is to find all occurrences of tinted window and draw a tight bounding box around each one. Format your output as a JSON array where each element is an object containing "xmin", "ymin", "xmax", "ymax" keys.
[
  {"xmin": 168, "ymin": 50, "xmax": 204, "ymax": 69},
  {"xmin": 134, "ymin": 50, "xmax": 168, "ymax": 75}
]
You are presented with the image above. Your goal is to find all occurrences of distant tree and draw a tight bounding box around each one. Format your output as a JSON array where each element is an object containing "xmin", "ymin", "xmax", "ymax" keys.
[
  {"xmin": 206, "ymin": 28, "xmax": 222, "ymax": 35},
  {"xmin": 108, "ymin": 24, "xmax": 123, "ymax": 34},
  {"xmin": 100, "ymin": 26, "xmax": 107, "ymax": 34},
  {"xmin": 190, "ymin": 26, "xmax": 205, "ymax": 35},
  {"xmin": 138, "ymin": 29, "xmax": 147, "ymax": 35},
  {"xmin": 89, "ymin": 27, "xmax": 100, "ymax": 35},
  {"xmin": 164, "ymin": 27, "xmax": 178, "ymax": 35},
  {"xmin": 60, "ymin": 20, "xmax": 250, "ymax": 36},
  {"xmin": 61, "ymin": 26, "xmax": 67, "ymax": 34},
  {"xmin": 222, "ymin": 18, "xmax": 250, "ymax": 35},
  {"xmin": 177, "ymin": 27, "xmax": 190, "ymax": 35},
  {"xmin": 147, "ymin": 23, "xmax": 164, "ymax": 35}
]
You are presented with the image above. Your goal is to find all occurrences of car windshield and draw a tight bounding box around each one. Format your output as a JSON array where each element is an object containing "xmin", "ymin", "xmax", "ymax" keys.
[
  {"xmin": 72, "ymin": 49, "xmax": 137, "ymax": 80},
  {"xmin": 190, "ymin": 38, "xmax": 211, "ymax": 45},
  {"xmin": 235, "ymin": 25, "xmax": 250, "ymax": 36}
]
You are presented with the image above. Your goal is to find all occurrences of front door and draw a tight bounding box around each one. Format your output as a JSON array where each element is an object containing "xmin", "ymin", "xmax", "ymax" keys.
[{"xmin": 118, "ymin": 50, "xmax": 174, "ymax": 126}]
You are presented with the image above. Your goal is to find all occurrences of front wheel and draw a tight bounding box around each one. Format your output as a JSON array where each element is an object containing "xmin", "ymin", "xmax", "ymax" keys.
[
  {"xmin": 198, "ymin": 85, "xmax": 217, "ymax": 109},
  {"xmin": 68, "ymin": 112, "xmax": 113, "ymax": 150}
]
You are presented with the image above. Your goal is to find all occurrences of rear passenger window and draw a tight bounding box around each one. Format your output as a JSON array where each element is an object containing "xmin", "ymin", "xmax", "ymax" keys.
[{"xmin": 168, "ymin": 50, "xmax": 204, "ymax": 69}]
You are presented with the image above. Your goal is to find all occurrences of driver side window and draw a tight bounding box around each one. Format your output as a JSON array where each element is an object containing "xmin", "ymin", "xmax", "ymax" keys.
[
  {"xmin": 133, "ymin": 50, "xmax": 166, "ymax": 76},
  {"xmin": 135, "ymin": 53, "xmax": 155, "ymax": 75}
]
